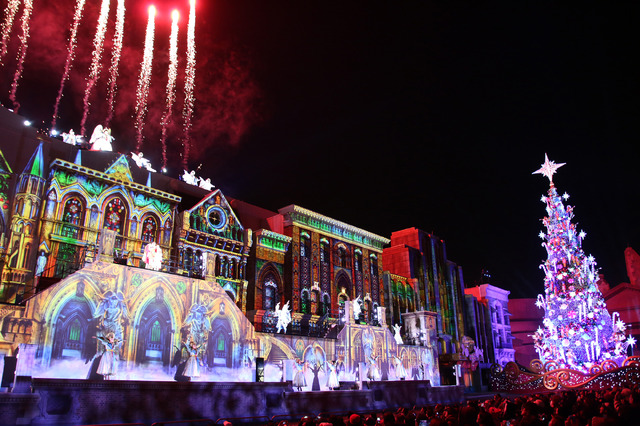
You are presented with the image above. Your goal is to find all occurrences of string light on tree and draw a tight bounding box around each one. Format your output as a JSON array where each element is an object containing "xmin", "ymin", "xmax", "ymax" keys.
[{"xmin": 531, "ymin": 154, "xmax": 633, "ymax": 373}]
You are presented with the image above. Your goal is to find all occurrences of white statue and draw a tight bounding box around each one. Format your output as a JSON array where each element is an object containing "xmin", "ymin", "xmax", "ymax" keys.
[
  {"xmin": 275, "ymin": 300, "xmax": 291, "ymax": 334},
  {"xmin": 131, "ymin": 152, "xmax": 156, "ymax": 172},
  {"xmin": 393, "ymin": 323, "xmax": 403, "ymax": 345},
  {"xmin": 352, "ymin": 295, "xmax": 362, "ymax": 320},
  {"xmin": 142, "ymin": 241, "xmax": 163, "ymax": 271},
  {"xmin": 198, "ymin": 177, "xmax": 214, "ymax": 191},
  {"xmin": 62, "ymin": 129, "xmax": 82, "ymax": 146},
  {"xmin": 182, "ymin": 170, "xmax": 198, "ymax": 185},
  {"xmin": 89, "ymin": 125, "xmax": 114, "ymax": 151}
]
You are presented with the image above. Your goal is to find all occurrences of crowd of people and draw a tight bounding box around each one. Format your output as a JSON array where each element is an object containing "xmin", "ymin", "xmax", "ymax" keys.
[{"xmin": 266, "ymin": 385, "xmax": 640, "ymax": 426}]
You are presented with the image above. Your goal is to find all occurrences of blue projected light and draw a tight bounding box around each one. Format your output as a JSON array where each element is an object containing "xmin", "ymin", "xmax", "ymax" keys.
[{"xmin": 206, "ymin": 205, "xmax": 227, "ymax": 230}]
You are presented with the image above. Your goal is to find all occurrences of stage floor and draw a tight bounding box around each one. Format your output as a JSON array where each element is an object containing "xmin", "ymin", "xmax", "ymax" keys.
[{"xmin": 0, "ymin": 377, "xmax": 465, "ymax": 425}]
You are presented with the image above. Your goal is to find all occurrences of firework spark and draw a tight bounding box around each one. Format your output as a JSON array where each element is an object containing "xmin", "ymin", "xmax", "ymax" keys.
[
  {"xmin": 105, "ymin": 0, "xmax": 125, "ymax": 126},
  {"xmin": 80, "ymin": 0, "xmax": 111, "ymax": 137},
  {"xmin": 159, "ymin": 10, "xmax": 179, "ymax": 168},
  {"xmin": 0, "ymin": 0, "xmax": 21, "ymax": 64},
  {"xmin": 181, "ymin": 0, "xmax": 196, "ymax": 168},
  {"xmin": 8, "ymin": 0, "xmax": 33, "ymax": 112},
  {"xmin": 51, "ymin": 0, "xmax": 87, "ymax": 130},
  {"xmin": 134, "ymin": 5, "xmax": 156, "ymax": 152}
]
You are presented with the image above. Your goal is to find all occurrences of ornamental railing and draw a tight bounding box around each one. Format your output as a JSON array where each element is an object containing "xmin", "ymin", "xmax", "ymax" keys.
[{"xmin": 490, "ymin": 356, "xmax": 640, "ymax": 392}]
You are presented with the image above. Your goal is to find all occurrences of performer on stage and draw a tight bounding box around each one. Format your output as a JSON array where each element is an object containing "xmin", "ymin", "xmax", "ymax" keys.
[
  {"xmin": 392, "ymin": 355, "xmax": 407, "ymax": 380},
  {"xmin": 96, "ymin": 332, "xmax": 121, "ymax": 379},
  {"xmin": 367, "ymin": 354, "xmax": 380, "ymax": 381},
  {"xmin": 293, "ymin": 358, "xmax": 307, "ymax": 391},
  {"xmin": 310, "ymin": 362, "xmax": 322, "ymax": 391},
  {"xmin": 183, "ymin": 338, "xmax": 202, "ymax": 379},
  {"xmin": 325, "ymin": 360, "xmax": 339, "ymax": 390}
]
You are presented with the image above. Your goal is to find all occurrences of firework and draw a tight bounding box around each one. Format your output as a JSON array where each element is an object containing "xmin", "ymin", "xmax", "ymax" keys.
[
  {"xmin": 134, "ymin": 5, "xmax": 156, "ymax": 152},
  {"xmin": 8, "ymin": 0, "xmax": 33, "ymax": 112},
  {"xmin": 105, "ymin": 0, "xmax": 125, "ymax": 126},
  {"xmin": 0, "ymin": 0, "xmax": 21, "ymax": 64},
  {"xmin": 181, "ymin": 0, "xmax": 196, "ymax": 168},
  {"xmin": 51, "ymin": 0, "xmax": 87, "ymax": 130},
  {"xmin": 159, "ymin": 10, "xmax": 179, "ymax": 168},
  {"xmin": 80, "ymin": 0, "xmax": 111, "ymax": 136}
]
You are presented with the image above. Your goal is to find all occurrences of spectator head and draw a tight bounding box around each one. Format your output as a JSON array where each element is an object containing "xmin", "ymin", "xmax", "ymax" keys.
[{"xmin": 349, "ymin": 414, "xmax": 363, "ymax": 426}]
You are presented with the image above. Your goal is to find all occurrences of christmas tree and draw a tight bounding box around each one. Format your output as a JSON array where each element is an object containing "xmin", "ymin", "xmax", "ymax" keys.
[{"xmin": 531, "ymin": 155, "xmax": 635, "ymax": 373}]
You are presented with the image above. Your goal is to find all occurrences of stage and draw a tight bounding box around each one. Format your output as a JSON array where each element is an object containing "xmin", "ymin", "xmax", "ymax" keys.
[{"xmin": 0, "ymin": 378, "xmax": 465, "ymax": 425}]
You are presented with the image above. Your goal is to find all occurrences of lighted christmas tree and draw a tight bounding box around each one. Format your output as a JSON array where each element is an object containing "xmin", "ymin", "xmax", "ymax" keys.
[{"xmin": 531, "ymin": 155, "xmax": 635, "ymax": 373}]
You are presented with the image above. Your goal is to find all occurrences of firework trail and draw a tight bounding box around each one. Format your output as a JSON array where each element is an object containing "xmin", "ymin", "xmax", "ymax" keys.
[
  {"xmin": 181, "ymin": 0, "xmax": 196, "ymax": 168},
  {"xmin": 105, "ymin": 0, "xmax": 125, "ymax": 126},
  {"xmin": 0, "ymin": 0, "xmax": 20, "ymax": 64},
  {"xmin": 80, "ymin": 0, "xmax": 111, "ymax": 137},
  {"xmin": 134, "ymin": 5, "xmax": 156, "ymax": 152},
  {"xmin": 51, "ymin": 0, "xmax": 87, "ymax": 130},
  {"xmin": 8, "ymin": 0, "xmax": 32, "ymax": 112},
  {"xmin": 159, "ymin": 10, "xmax": 179, "ymax": 168}
]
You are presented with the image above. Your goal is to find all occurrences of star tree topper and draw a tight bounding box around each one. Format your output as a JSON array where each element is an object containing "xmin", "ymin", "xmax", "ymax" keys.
[{"xmin": 533, "ymin": 153, "xmax": 565, "ymax": 184}]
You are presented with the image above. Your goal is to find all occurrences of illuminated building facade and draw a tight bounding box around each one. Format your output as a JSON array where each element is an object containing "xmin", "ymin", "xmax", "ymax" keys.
[
  {"xmin": 382, "ymin": 228, "xmax": 466, "ymax": 346},
  {"xmin": 0, "ymin": 122, "xmax": 441, "ymax": 387}
]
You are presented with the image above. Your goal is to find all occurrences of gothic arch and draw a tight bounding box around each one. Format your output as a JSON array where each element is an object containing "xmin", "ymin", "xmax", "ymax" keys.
[
  {"xmin": 257, "ymin": 263, "xmax": 283, "ymax": 310},
  {"xmin": 134, "ymin": 296, "xmax": 172, "ymax": 366},
  {"xmin": 50, "ymin": 296, "xmax": 96, "ymax": 362},
  {"xmin": 335, "ymin": 270, "xmax": 352, "ymax": 299}
]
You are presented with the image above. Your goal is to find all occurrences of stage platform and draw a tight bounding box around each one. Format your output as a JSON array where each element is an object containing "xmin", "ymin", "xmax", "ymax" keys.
[{"xmin": 0, "ymin": 378, "xmax": 465, "ymax": 425}]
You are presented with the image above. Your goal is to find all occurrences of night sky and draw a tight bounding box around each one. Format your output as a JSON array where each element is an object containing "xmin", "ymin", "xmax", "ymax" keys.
[{"xmin": 1, "ymin": 1, "xmax": 638, "ymax": 298}]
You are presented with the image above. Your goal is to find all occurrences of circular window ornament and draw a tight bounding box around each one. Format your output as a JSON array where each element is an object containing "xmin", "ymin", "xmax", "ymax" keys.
[{"xmin": 206, "ymin": 205, "xmax": 227, "ymax": 230}]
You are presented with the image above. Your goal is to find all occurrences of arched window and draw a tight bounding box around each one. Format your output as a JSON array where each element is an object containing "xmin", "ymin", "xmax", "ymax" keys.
[
  {"xmin": 322, "ymin": 293, "xmax": 331, "ymax": 316},
  {"xmin": 337, "ymin": 246, "xmax": 347, "ymax": 268},
  {"xmin": 263, "ymin": 277, "xmax": 277, "ymax": 310},
  {"xmin": 22, "ymin": 243, "xmax": 31, "ymax": 269},
  {"xmin": 311, "ymin": 289, "xmax": 320, "ymax": 315},
  {"xmin": 69, "ymin": 319, "xmax": 82, "ymax": 342},
  {"xmin": 320, "ymin": 240, "xmax": 329, "ymax": 263},
  {"xmin": 300, "ymin": 234, "xmax": 310, "ymax": 258},
  {"xmin": 62, "ymin": 196, "xmax": 84, "ymax": 239},
  {"xmin": 355, "ymin": 250, "xmax": 363, "ymax": 272},
  {"xmin": 150, "ymin": 320, "xmax": 162, "ymax": 343},
  {"xmin": 103, "ymin": 197, "xmax": 127, "ymax": 234},
  {"xmin": 370, "ymin": 255, "xmax": 378, "ymax": 277},
  {"xmin": 141, "ymin": 216, "xmax": 158, "ymax": 242},
  {"xmin": 301, "ymin": 289, "xmax": 310, "ymax": 314}
]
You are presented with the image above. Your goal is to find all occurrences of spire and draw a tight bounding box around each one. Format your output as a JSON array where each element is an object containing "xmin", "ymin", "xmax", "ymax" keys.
[{"xmin": 22, "ymin": 142, "xmax": 45, "ymax": 178}]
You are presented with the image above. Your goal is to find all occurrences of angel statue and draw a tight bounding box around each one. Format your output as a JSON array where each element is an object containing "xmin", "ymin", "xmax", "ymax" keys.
[
  {"xmin": 89, "ymin": 125, "xmax": 114, "ymax": 151},
  {"xmin": 182, "ymin": 170, "xmax": 198, "ymax": 185},
  {"xmin": 62, "ymin": 129, "xmax": 82, "ymax": 146},
  {"xmin": 352, "ymin": 295, "xmax": 362, "ymax": 321},
  {"xmin": 131, "ymin": 152, "xmax": 156, "ymax": 172},
  {"xmin": 393, "ymin": 323, "xmax": 403, "ymax": 345},
  {"xmin": 275, "ymin": 300, "xmax": 291, "ymax": 333},
  {"xmin": 95, "ymin": 290, "xmax": 129, "ymax": 341},
  {"xmin": 198, "ymin": 177, "xmax": 214, "ymax": 191}
]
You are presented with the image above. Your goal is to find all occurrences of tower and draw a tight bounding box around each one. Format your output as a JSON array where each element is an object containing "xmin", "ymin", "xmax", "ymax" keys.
[{"xmin": 1, "ymin": 143, "xmax": 46, "ymax": 302}]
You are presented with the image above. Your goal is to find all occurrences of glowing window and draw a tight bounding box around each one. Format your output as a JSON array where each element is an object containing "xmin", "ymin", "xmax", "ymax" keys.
[
  {"xmin": 103, "ymin": 198, "xmax": 127, "ymax": 233},
  {"xmin": 142, "ymin": 216, "xmax": 158, "ymax": 242}
]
